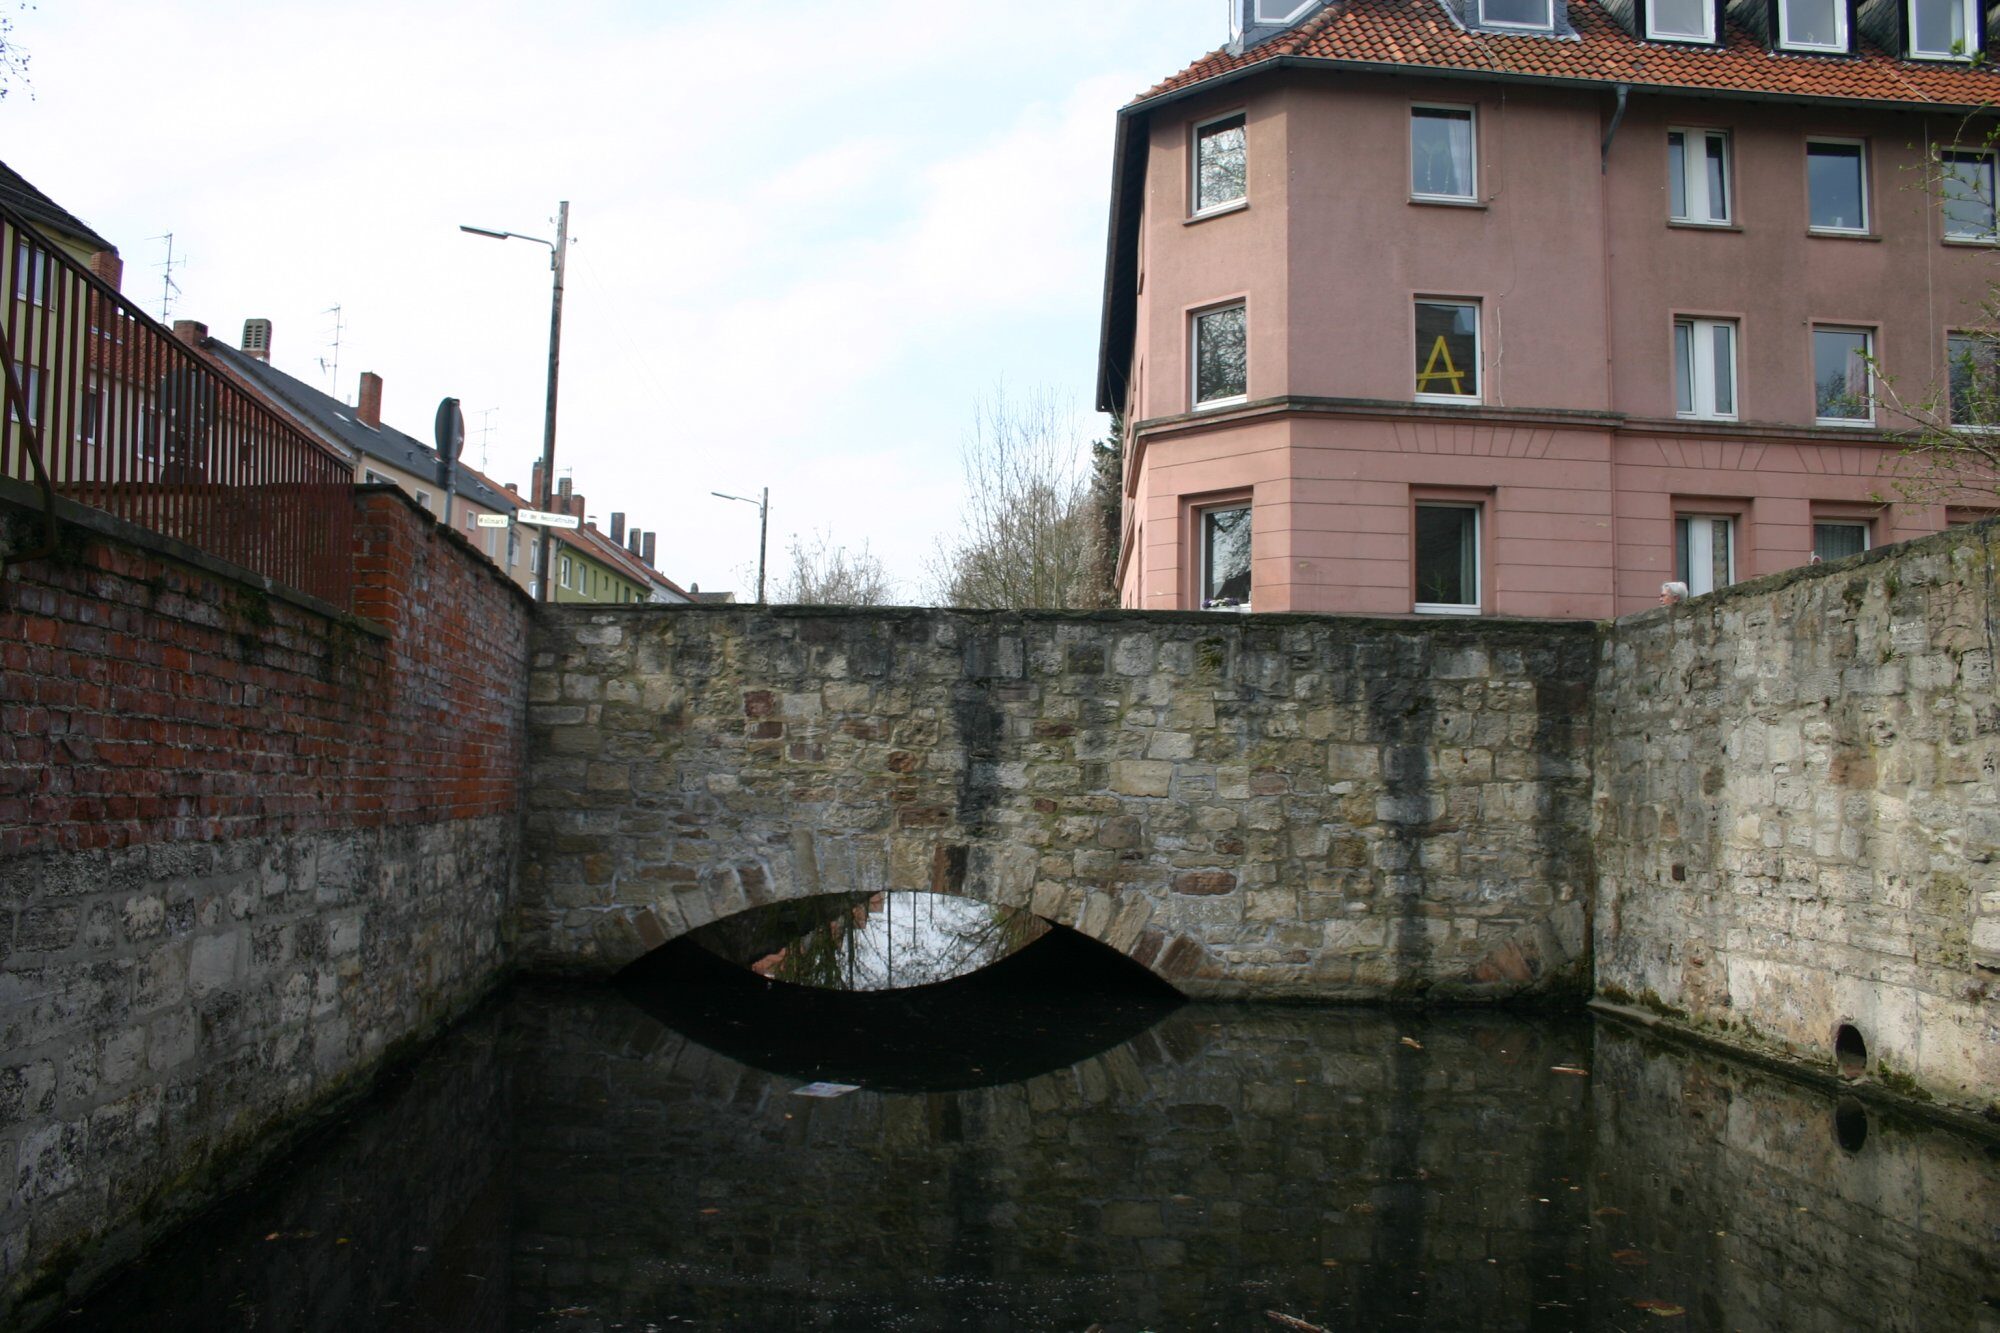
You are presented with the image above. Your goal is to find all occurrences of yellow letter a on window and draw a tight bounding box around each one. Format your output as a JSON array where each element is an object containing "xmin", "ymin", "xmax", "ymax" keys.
[{"xmin": 1416, "ymin": 335, "xmax": 1467, "ymax": 395}]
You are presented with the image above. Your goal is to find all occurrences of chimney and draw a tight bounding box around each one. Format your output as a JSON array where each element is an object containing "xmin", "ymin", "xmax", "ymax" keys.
[
  {"xmin": 642, "ymin": 532, "xmax": 657, "ymax": 568},
  {"xmin": 610, "ymin": 512, "xmax": 626, "ymax": 545},
  {"xmin": 571, "ymin": 493, "xmax": 586, "ymax": 519},
  {"xmin": 240, "ymin": 318, "xmax": 273, "ymax": 362},
  {"xmin": 627, "ymin": 528, "xmax": 642, "ymax": 555},
  {"xmin": 531, "ymin": 461, "xmax": 545, "ymax": 506},
  {"xmin": 171, "ymin": 319, "xmax": 207, "ymax": 348},
  {"xmin": 356, "ymin": 371, "xmax": 383, "ymax": 429},
  {"xmin": 90, "ymin": 250, "xmax": 123, "ymax": 293}
]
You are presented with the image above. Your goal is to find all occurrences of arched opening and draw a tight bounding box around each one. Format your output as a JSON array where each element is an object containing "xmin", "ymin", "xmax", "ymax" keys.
[
  {"xmin": 682, "ymin": 890, "xmax": 1051, "ymax": 992},
  {"xmin": 1835, "ymin": 1024, "xmax": 1868, "ymax": 1080},
  {"xmin": 1834, "ymin": 1098, "xmax": 1868, "ymax": 1153},
  {"xmin": 616, "ymin": 892, "xmax": 1184, "ymax": 1093}
]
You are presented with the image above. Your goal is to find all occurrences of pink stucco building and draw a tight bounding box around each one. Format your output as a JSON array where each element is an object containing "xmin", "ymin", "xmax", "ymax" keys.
[{"xmin": 1099, "ymin": 0, "xmax": 2000, "ymax": 618}]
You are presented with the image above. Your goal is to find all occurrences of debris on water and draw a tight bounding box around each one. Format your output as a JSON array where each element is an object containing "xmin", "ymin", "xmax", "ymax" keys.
[
  {"xmin": 1266, "ymin": 1313, "xmax": 1330, "ymax": 1332},
  {"xmin": 1400, "ymin": 1037, "xmax": 1424, "ymax": 1050},
  {"xmin": 1633, "ymin": 1299, "xmax": 1687, "ymax": 1317},
  {"xmin": 792, "ymin": 1082, "xmax": 862, "ymax": 1098},
  {"xmin": 1551, "ymin": 1065, "xmax": 1589, "ymax": 1076},
  {"xmin": 1593, "ymin": 1207, "xmax": 1626, "ymax": 1217},
  {"xmin": 1612, "ymin": 1248, "xmax": 1648, "ymax": 1266}
]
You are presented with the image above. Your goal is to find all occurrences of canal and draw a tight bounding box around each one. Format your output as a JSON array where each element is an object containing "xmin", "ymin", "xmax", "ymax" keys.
[{"xmin": 50, "ymin": 925, "xmax": 2000, "ymax": 1331}]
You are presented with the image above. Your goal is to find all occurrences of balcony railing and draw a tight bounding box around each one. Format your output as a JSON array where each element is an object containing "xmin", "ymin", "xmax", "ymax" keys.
[{"xmin": 2, "ymin": 203, "xmax": 354, "ymax": 608}]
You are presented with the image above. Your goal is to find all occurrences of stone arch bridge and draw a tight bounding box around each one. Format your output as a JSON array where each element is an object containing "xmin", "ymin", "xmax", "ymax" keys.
[{"xmin": 522, "ymin": 605, "xmax": 1595, "ymax": 1000}]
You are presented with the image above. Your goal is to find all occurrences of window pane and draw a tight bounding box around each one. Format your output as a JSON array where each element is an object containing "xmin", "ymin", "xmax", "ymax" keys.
[
  {"xmin": 1203, "ymin": 507, "xmax": 1253, "ymax": 605},
  {"xmin": 1412, "ymin": 108, "xmax": 1474, "ymax": 199},
  {"xmin": 1668, "ymin": 132, "xmax": 1690, "ymax": 219},
  {"xmin": 1783, "ymin": 0, "xmax": 1841, "ymax": 43},
  {"xmin": 1651, "ymin": 0, "xmax": 1710, "ymax": 36},
  {"xmin": 1195, "ymin": 306, "xmax": 1247, "ymax": 404},
  {"xmin": 1675, "ymin": 322, "xmax": 1695, "ymax": 415},
  {"xmin": 1480, "ymin": 0, "xmax": 1551, "ymax": 25},
  {"xmin": 1675, "ymin": 517, "xmax": 1692, "ymax": 585},
  {"xmin": 1711, "ymin": 323, "xmax": 1735, "ymax": 417},
  {"xmin": 1814, "ymin": 328, "xmax": 1871, "ymax": 420},
  {"xmin": 1943, "ymin": 152, "xmax": 1997, "ymax": 238},
  {"xmin": 1704, "ymin": 135, "xmax": 1729, "ymax": 221},
  {"xmin": 1808, "ymin": 143, "xmax": 1866, "ymax": 230},
  {"xmin": 1195, "ymin": 116, "xmax": 1247, "ymax": 212},
  {"xmin": 1950, "ymin": 333, "xmax": 1999, "ymax": 426},
  {"xmin": 1415, "ymin": 506, "xmax": 1478, "ymax": 607},
  {"xmin": 1677, "ymin": 516, "xmax": 1733, "ymax": 594},
  {"xmin": 1705, "ymin": 518, "xmax": 1732, "ymax": 591},
  {"xmin": 1814, "ymin": 523, "xmax": 1868, "ymax": 561},
  {"xmin": 1912, "ymin": 0, "xmax": 1969, "ymax": 52},
  {"xmin": 1414, "ymin": 301, "xmax": 1479, "ymax": 399}
]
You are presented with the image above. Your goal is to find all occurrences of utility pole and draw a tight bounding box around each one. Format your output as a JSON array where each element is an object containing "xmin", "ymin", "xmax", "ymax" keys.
[
  {"xmin": 537, "ymin": 202, "xmax": 569, "ymax": 604},
  {"xmin": 460, "ymin": 201, "xmax": 570, "ymax": 603}
]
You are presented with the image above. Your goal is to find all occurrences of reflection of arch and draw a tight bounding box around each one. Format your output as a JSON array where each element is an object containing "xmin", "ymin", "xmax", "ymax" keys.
[{"xmin": 616, "ymin": 922, "xmax": 1185, "ymax": 1094}]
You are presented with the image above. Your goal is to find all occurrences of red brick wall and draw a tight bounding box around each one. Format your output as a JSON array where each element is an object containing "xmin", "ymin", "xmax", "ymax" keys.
[{"xmin": 0, "ymin": 487, "xmax": 529, "ymax": 856}]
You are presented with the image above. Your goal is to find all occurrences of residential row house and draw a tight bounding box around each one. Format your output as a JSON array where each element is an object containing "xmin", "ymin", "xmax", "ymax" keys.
[{"xmin": 1099, "ymin": 0, "xmax": 2000, "ymax": 618}]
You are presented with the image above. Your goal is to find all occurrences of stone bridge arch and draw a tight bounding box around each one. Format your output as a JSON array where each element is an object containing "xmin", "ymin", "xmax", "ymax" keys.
[{"xmin": 522, "ymin": 605, "xmax": 1596, "ymax": 1000}]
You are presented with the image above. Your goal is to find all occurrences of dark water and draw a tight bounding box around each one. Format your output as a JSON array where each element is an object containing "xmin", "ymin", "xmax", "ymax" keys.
[{"xmin": 52, "ymin": 948, "xmax": 2000, "ymax": 1331}]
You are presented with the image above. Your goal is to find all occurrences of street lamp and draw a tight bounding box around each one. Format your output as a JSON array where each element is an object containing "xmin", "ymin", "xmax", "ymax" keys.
[
  {"xmin": 711, "ymin": 488, "xmax": 768, "ymax": 604},
  {"xmin": 461, "ymin": 202, "xmax": 569, "ymax": 603}
]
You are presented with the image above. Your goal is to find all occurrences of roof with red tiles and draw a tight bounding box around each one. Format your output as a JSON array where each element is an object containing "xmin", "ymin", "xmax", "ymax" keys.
[{"xmin": 1135, "ymin": 0, "xmax": 2000, "ymax": 108}]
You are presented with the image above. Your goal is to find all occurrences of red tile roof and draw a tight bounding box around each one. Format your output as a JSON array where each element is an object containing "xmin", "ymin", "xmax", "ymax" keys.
[{"xmin": 1135, "ymin": 0, "xmax": 2000, "ymax": 107}]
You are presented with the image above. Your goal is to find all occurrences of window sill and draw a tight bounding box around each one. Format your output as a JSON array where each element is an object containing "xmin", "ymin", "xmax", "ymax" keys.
[
  {"xmin": 1814, "ymin": 418, "xmax": 1876, "ymax": 429},
  {"xmin": 1185, "ymin": 200, "xmax": 1248, "ymax": 225},
  {"xmin": 1193, "ymin": 396, "xmax": 1248, "ymax": 412},
  {"xmin": 1943, "ymin": 235, "xmax": 2000, "ymax": 248},
  {"xmin": 1907, "ymin": 50, "xmax": 1976, "ymax": 61},
  {"xmin": 1410, "ymin": 195, "xmax": 1486, "ymax": 209},
  {"xmin": 1644, "ymin": 29, "xmax": 1718, "ymax": 42},
  {"xmin": 1415, "ymin": 393, "xmax": 1483, "ymax": 407},
  {"xmin": 1776, "ymin": 41, "xmax": 1852, "ymax": 55},
  {"xmin": 1667, "ymin": 220, "xmax": 1742, "ymax": 233},
  {"xmin": 1414, "ymin": 603, "xmax": 1481, "ymax": 616},
  {"xmin": 1807, "ymin": 227, "xmax": 1879, "ymax": 241},
  {"xmin": 1676, "ymin": 412, "xmax": 1739, "ymax": 424}
]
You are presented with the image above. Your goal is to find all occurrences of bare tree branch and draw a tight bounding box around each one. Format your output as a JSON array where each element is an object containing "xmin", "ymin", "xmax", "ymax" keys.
[{"xmin": 775, "ymin": 530, "xmax": 897, "ymax": 606}]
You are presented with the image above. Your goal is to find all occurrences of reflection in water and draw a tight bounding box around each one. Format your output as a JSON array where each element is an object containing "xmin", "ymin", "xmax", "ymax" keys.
[
  {"xmin": 54, "ymin": 990, "xmax": 2000, "ymax": 1332},
  {"xmin": 686, "ymin": 891, "xmax": 1049, "ymax": 991}
]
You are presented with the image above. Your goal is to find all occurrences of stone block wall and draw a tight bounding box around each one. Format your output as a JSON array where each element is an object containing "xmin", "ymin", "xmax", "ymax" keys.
[
  {"xmin": 523, "ymin": 607, "xmax": 1596, "ymax": 1001},
  {"xmin": 1593, "ymin": 523, "xmax": 2000, "ymax": 1116},
  {"xmin": 0, "ymin": 487, "xmax": 530, "ymax": 1325}
]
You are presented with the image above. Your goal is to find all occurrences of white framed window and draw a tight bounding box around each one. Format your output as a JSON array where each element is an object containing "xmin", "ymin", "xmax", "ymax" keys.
[
  {"xmin": 7, "ymin": 365, "xmax": 40, "ymax": 425},
  {"xmin": 1813, "ymin": 521, "xmax": 1870, "ymax": 561},
  {"xmin": 1647, "ymin": 0, "xmax": 1715, "ymax": 41},
  {"xmin": 11, "ymin": 237, "xmax": 47, "ymax": 306},
  {"xmin": 1948, "ymin": 332, "xmax": 1999, "ymax": 429},
  {"xmin": 363, "ymin": 468, "xmax": 391, "ymax": 485},
  {"xmin": 79, "ymin": 383, "xmax": 106, "ymax": 444},
  {"xmin": 1199, "ymin": 503, "xmax": 1253, "ymax": 609},
  {"xmin": 1414, "ymin": 300, "xmax": 1481, "ymax": 403},
  {"xmin": 1192, "ymin": 303, "xmax": 1248, "ymax": 409},
  {"xmin": 1255, "ymin": 0, "xmax": 1319, "ymax": 19},
  {"xmin": 1191, "ymin": 112, "xmax": 1247, "ymax": 217},
  {"xmin": 1414, "ymin": 503, "xmax": 1482, "ymax": 614},
  {"xmin": 1674, "ymin": 318, "xmax": 1738, "ymax": 420},
  {"xmin": 1942, "ymin": 149, "xmax": 1998, "ymax": 241},
  {"xmin": 1807, "ymin": 140, "xmax": 1869, "ymax": 234},
  {"xmin": 415, "ymin": 489, "xmax": 434, "ymax": 511},
  {"xmin": 559, "ymin": 553, "xmax": 573, "ymax": 588},
  {"xmin": 1910, "ymin": 0, "xmax": 1979, "ymax": 57},
  {"xmin": 1675, "ymin": 514, "xmax": 1736, "ymax": 595},
  {"xmin": 1813, "ymin": 326, "xmax": 1874, "ymax": 425},
  {"xmin": 1778, "ymin": 0, "xmax": 1848, "ymax": 49},
  {"xmin": 1668, "ymin": 128, "xmax": 1731, "ymax": 224},
  {"xmin": 1411, "ymin": 105, "xmax": 1477, "ymax": 202},
  {"xmin": 1477, "ymin": 0, "xmax": 1555, "ymax": 28}
]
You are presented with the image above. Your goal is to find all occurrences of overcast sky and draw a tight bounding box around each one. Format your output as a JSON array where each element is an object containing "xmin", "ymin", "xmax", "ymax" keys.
[{"xmin": 4, "ymin": 1, "xmax": 1223, "ymax": 600}]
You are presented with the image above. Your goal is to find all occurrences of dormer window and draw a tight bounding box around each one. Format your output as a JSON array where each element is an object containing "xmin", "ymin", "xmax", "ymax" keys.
[
  {"xmin": 1778, "ymin": 0, "xmax": 1849, "ymax": 51},
  {"xmin": 1478, "ymin": 0, "xmax": 1556, "ymax": 28},
  {"xmin": 1255, "ymin": 0, "xmax": 1319, "ymax": 19},
  {"xmin": 1646, "ymin": 0, "xmax": 1716, "ymax": 41},
  {"xmin": 1910, "ymin": 0, "xmax": 1979, "ymax": 57}
]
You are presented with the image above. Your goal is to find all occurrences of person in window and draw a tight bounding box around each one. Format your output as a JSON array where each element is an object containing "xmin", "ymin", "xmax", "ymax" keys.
[{"xmin": 1660, "ymin": 581, "xmax": 1689, "ymax": 607}]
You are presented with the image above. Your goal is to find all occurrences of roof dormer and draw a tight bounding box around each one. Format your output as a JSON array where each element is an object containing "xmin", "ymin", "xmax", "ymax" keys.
[
  {"xmin": 1439, "ymin": 0, "xmax": 1581, "ymax": 36},
  {"xmin": 1229, "ymin": 0, "xmax": 1328, "ymax": 53}
]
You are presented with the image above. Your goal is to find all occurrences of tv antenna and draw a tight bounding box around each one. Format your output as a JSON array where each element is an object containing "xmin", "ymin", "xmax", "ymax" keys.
[
  {"xmin": 473, "ymin": 407, "xmax": 499, "ymax": 471},
  {"xmin": 150, "ymin": 233, "xmax": 183, "ymax": 322},
  {"xmin": 317, "ymin": 304, "xmax": 345, "ymax": 399}
]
